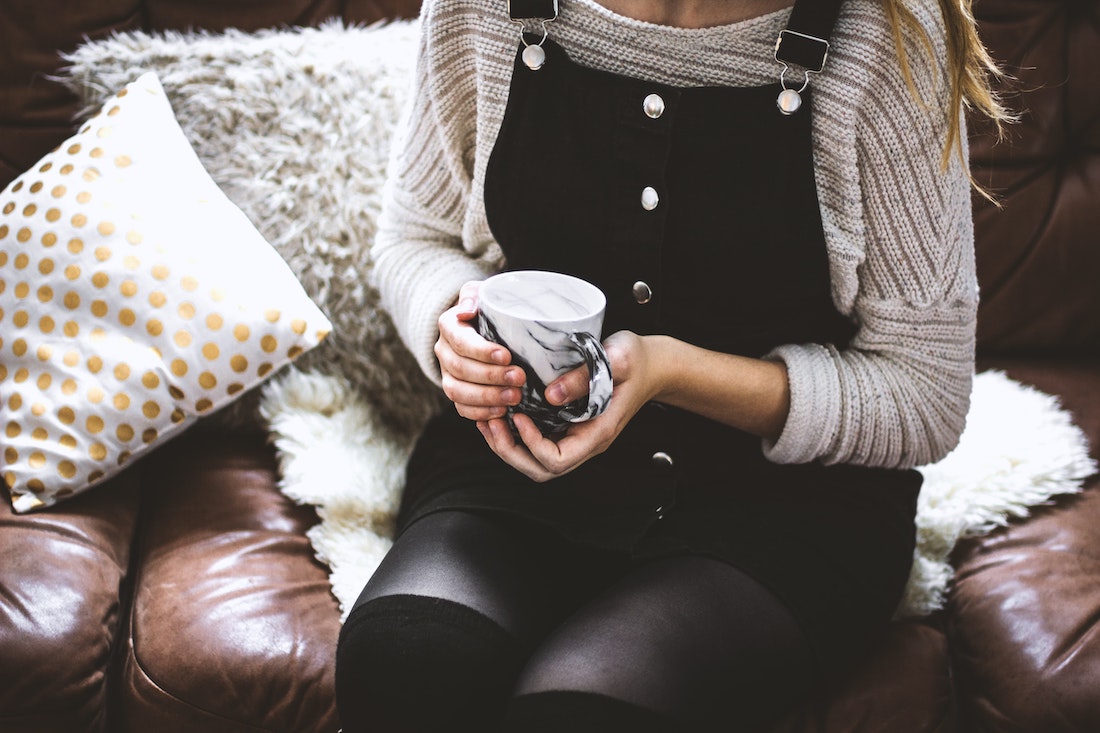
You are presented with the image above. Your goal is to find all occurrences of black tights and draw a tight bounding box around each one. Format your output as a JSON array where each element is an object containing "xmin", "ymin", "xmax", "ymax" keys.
[{"xmin": 336, "ymin": 510, "xmax": 814, "ymax": 732}]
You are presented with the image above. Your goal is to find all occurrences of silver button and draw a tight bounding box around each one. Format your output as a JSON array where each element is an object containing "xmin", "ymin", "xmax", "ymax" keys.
[
  {"xmin": 640, "ymin": 186, "xmax": 659, "ymax": 211},
  {"xmin": 643, "ymin": 93, "xmax": 665, "ymax": 119},
  {"xmin": 651, "ymin": 451, "xmax": 674, "ymax": 468},
  {"xmin": 632, "ymin": 281, "xmax": 653, "ymax": 304}
]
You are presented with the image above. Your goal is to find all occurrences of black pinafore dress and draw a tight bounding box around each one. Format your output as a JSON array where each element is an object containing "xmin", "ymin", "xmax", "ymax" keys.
[{"xmin": 399, "ymin": 6, "xmax": 922, "ymax": 670}]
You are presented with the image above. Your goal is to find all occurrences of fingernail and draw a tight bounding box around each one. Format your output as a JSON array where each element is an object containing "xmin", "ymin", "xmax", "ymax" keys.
[
  {"xmin": 491, "ymin": 349, "xmax": 508, "ymax": 365},
  {"xmin": 501, "ymin": 388, "xmax": 519, "ymax": 405},
  {"xmin": 458, "ymin": 298, "xmax": 476, "ymax": 314},
  {"xmin": 505, "ymin": 368, "xmax": 523, "ymax": 385},
  {"xmin": 546, "ymin": 384, "xmax": 565, "ymax": 405}
]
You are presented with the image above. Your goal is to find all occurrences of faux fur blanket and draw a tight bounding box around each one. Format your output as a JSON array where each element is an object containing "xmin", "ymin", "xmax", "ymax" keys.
[{"xmin": 61, "ymin": 21, "xmax": 1097, "ymax": 619}]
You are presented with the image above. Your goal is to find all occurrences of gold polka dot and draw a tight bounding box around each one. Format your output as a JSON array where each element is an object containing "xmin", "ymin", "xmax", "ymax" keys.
[
  {"xmin": 146, "ymin": 319, "xmax": 163, "ymax": 337},
  {"xmin": 202, "ymin": 343, "xmax": 219, "ymax": 360},
  {"xmin": 57, "ymin": 461, "xmax": 78, "ymax": 479},
  {"xmin": 89, "ymin": 443, "xmax": 108, "ymax": 461},
  {"xmin": 95, "ymin": 246, "xmax": 111, "ymax": 262},
  {"xmin": 1, "ymin": 203, "xmax": 13, "ymax": 215},
  {"xmin": 119, "ymin": 308, "xmax": 136, "ymax": 327},
  {"xmin": 91, "ymin": 300, "xmax": 108, "ymax": 318},
  {"xmin": 38, "ymin": 259, "xmax": 54, "ymax": 276},
  {"xmin": 64, "ymin": 291, "xmax": 81, "ymax": 309},
  {"xmin": 72, "ymin": 213, "xmax": 87, "ymax": 228},
  {"xmin": 117, "ymin": 89, "xmax": 128, "ymax": 97},
  {"xmin": 5, "ymin": 422, "xmax": 20, "ymax": 438},
  {"xmin": 14, "ymin": 282, "xmax": 29, "ymax": 298},
  {"xmin": 265, "ymin": 309, "xmax": 281, "ymax": 323},
  {"xmin": 16, "ymin": 228, "xmax": 31, "ymax": 243},
  {"xmin": 117, "ymin": 424, "xmax": 134, "ymax": 441},
  {"xmin": 0, "ymin": 225, "xmax": 7, "ymax": 239},
  {"xmin": 32, "ymin": 427, "xmax": 48, "ymax": 441},
  {"xmin": 4, "ymin": 447, "xmax": 16, "ymax": 464},
  {"xmin": 26, "ymin": 478, "xmax": 44, "ymax": 491},
  {"xmin": 13, "ymin": 311, "xmax": 28, "ymax": 328},
  {"xmin": 178, "ymin": 302, "xmax": 196, "ymax": 319},
  {"xmin": 90, "ymin": 148, "xmax": 104, "ymax": 159},
  {"xmin": 205, "ymin": 313, "xmax": 224, "ymax": 331},
  {"xmin": 12, "ymin": 338, "xmax": 27, "ymax": 356},
  {"xmin": 63, "ymin": 321, "xmax": 79, "ymax": 337},
  {"xmin": 88, "ymin": 470, "xmax": 104, "ymax": 482},
  {"xmin": 181, "ymin": 276, "xmax": 198, "ymax": 292},
  {"xmin": 67, "ymin": 143, "xmax": 82, "ymax": 155},
  {"xmin": 149, "ymin": 291, "xmax": 167, "ymax": 308},
  {"xmin": 76, "ymin": 192, "xmax": 92, "ymax": 204},
  {"xmin": 261, "ymin": 335, "xmax": 278, "ymax": 353},
  {"xmin": 52, "ymin": 185, "xmax": 67, "ymax": 198},
  {"xmin": 82, "ymin": 168, "xmax": 100, "ymax": 183},
  {"xmin": 60, "ymin": 434, "xmax": 77, "ymax": 449},
  {"xmin": 36, "ymin": 344, "xmax": 53, "ymax": 361},
  {"xmin": 258, "ymin": 363, "xmax": 274, "ymax": 378},
  {"xmin": 36, "ymin": 285, "xmax": 53, "ymax": 303},
  {"xmin": 170, "ymin": 408, "xmax": 186, "ymax": 424},
  {"xmin": 45, "ymin": 209, "xmax": 61, "ymax": 223},
  {"xmin": 11, "ymin": 181, "xmax": 22, "ymax": 192},
  {"xmin": 108, "ymin": 106, "xmax": 121, "ymax": 117},
  {"xmin": 62, "ymin": 379, "xmax": 77, "ymax": 395},
  {"xmin": 114, "ymin": 364, "xmax": 131, "ymax": 381},
  {"xmin": 233, "ymin": 325, "xmax": 250, "ymax": 342},
  {"xmin": 39, "ymin": 315, "xmax": 55, "ymax": 333},
  {"xmin": 142, "ymin": 371, "xmax": 160, "ymax": 389},
  {"xmin": 291, "ymin": 319, "xmax": 307, "ymax": 335},
  {"xmin": 91, "ymin": 327, "xmax": 106, "ymax": 342},
  {"xmin": 60, "ymin": 164, "xmax": 74, "ymax": 175},
  {"xmin": 14, "ymin": 253, "xmax": 28, "ymax": 270},
  {"xmin": 199, "ymin": 372, "xmax": 217, "ymax": 389},
  {"xmin": 28, "ymin": 182, "xmax": 43, "ymax": 194},
  {"xmin": 3, "ymin": 472, "xmax": 15, "ymax": 488},
  {"xmin": 13, "ymin": 368, "xmax": 27, "ymax": 383},
  {"xmin": 28, "ymin": 452, "xmax": 46, "ymax": 469},
  {"xmin": 88, "ymin": 387, "xmax": 105, "ymax": 404},
  {"xmin": 123, "ymin": 255, "xmax": 139, "ymax": 270},
  {"xmin": 58, "ymin": 407, "xmax": 75, "ymax": 425},
  {"xmin": 87, "ymin": 356, "xmax": 103, "ymax": 374},
  {"xmin": 117, "ymin": 451, "xmax": 131, "ymax": 465},
  {"xmin": 195, "ymin": 398, "xmax": 214, "ymax": 412},
  {"xmin": 115, "ymin": 154, "xmax": 131, "ymax": 167},
  {"xmin": 174, "ymin": 331, "xmax": 192, "ymax": 348},
  {"xmin": 230, "ymin": 355, "xmax": 248, "ymax": 373},
  {"xmin": 168, "ymin": 385, "xmax": 185, "ymax": 400},
  {"xmin": 97, "ymin": 126, "xmax": 112, "ymax": 139},
  {"xmin": 152, "ymin": 264, "xmax": 170, "ymax": 281},
  {"xmin": 7, "ymin": 394, "xmax": 21, "ymax": 410},
  {"xmin": 68, "ymin": 237, "xmax": 84, "ymax": 254},
  {"xmin": 65, "ymin": 264, "xmax": 81, "ymax": 280},
  {"xmin": 98, "ymin": 221, "xmax": 115, "ymax": 237},
  {"xmin": 39, "ymin": 162, "xmax": 53, "ymax": 172},
  {"xmin": 126, "ymin": 231, "xmax": 142, "ymax": 245},
  {"xmin": 22, "ymin": 204, "xmax": 37, "ymax": 217},
  {"xmin": 210, "ymin": 288, "xmax": 226, "ymax": 302},
  {"xmin": 142, "ymin": 428, "xmax": 158, "ymax": 444},
  {"xmin": 113, "ymin": 393, "xmax": 131, "ymax": 410},
  {"xmin": 227, "ymin": 383, "xmax": 245, "ymax": 396},
  {"xmin": 170, "ymin": 360, "xmax": 187, "ymax": 377},
  {"xmin": 36, "ymin": 373, "xmax": 51, "ymax": 390},
  {"xmin": 142, "ymin": 401, "xmax": 161, "ymax": 419}
]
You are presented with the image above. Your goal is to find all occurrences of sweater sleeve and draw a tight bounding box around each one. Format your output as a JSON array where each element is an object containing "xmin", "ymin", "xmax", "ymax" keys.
[
  {"xmin": 763, "ymin": 6, "xmax": 978, "ymax": 469},
  {"xmin": 370, "ymin": 1, "xmax": 499, "ymax": 386}
]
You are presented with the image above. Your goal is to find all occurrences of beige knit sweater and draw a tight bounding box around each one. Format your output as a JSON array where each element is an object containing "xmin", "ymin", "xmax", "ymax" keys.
[{"xmin": 371, "ymin": 0, "xmax": 977, "ymax": 470}]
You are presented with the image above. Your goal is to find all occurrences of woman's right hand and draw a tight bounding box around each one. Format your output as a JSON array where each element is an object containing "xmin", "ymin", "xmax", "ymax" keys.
[{"xmin": 435, "ymin": 281, "xmax": 526, "ymax": 421}]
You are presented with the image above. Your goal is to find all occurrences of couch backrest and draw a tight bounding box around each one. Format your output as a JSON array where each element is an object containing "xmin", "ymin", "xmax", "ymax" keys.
[
  {"xmin": 1, "ymin": 0, "xmax": 1095, "ymax": 355},
  {"xmin": 969, "ymin": 0, "xmax": 1100, "ymax": 356}
]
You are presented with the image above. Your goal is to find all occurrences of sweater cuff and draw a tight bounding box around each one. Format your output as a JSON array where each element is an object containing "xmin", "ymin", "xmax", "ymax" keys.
[{"xmin": 761, "ymin": 343, "xmax": 843, "ymax": 464}]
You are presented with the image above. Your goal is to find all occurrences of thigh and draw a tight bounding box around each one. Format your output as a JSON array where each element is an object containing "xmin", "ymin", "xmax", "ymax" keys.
[
  {"xmin": 514, "ymin": 555, "xmax": 816, "ymax": 731},
  {"xmin": 350, "ymin": 509, "xmax": 565, "ymax": 642}
]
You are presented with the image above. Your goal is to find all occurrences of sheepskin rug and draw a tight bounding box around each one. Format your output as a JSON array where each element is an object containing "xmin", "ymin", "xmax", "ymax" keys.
[{"xmin": 62, "ymin": 21, "xmax": 1097, "ymax": 619}]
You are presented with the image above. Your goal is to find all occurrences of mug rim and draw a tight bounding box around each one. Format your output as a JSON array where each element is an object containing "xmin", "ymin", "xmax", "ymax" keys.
[{"xmin": 479, "ymin": 270, "xmax": 606, "ymax": 324}]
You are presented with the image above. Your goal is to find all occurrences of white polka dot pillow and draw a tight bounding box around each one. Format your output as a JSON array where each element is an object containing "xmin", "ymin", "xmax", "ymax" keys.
[{"xmin": 0, "ymin": 71, "xmax": 332, "ymax": 512}]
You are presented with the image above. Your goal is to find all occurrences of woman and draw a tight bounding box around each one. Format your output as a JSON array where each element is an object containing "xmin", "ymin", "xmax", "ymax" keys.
[{"xmin": 336, "ymin": 0, "xmax": 1008, "ymax": 730}]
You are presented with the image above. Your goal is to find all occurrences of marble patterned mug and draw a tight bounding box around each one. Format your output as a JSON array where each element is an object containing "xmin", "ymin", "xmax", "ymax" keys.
[{"xmin": 476, "ymin": 270, "xmax": 614, "ymax": 437}]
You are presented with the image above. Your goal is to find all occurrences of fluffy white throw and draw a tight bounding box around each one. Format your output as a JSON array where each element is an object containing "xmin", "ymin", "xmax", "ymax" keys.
[{"xmin": 61, "ymin": 21, "xmax": 1096, "ymax": 620}]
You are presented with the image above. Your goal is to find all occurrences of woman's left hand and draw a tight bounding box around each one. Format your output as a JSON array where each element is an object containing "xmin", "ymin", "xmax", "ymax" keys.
[{"xmin": 476, "ymin": 330, "xmax": 661, "ymax": 482}]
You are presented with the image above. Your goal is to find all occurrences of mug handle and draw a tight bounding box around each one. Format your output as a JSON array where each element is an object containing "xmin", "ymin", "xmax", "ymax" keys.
[{"xmin": 556, "ymin": 331, "xmax": 613, "ymax": 423}]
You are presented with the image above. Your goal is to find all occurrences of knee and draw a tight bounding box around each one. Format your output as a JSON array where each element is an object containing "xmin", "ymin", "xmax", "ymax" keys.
[{"xmin": 336, "ymin": 593, "xmax": 523, "ymax": 733}]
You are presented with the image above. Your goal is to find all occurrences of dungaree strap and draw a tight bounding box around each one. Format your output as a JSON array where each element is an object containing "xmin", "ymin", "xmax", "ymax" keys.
[
  {"xmin": 508, "ymin": 0, "xmax": 557, "ymax": 20},
  {"xmin": 775, "ymin": 0, "xmax": 845, "ymax": 72}
]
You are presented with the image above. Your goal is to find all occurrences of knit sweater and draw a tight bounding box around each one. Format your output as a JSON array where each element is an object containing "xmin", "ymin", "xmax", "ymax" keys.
[{"xmin": 371, "ymin": 0, "xmax": 978, "ymax": 470}]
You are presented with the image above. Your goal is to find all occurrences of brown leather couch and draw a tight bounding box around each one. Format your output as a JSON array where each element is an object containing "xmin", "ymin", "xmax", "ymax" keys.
[{"xmin": 1, "ymin": 1, "xmax": 1097, "ymax": 731}]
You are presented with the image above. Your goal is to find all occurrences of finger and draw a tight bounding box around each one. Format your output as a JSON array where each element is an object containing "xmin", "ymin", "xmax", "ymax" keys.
[
  {"xmin": 442, "ymin": 372, "xmax": 521, "ymax": 408},
  {"xmin": 544, "ymin": 364, "xmax": 590, "ymax": 406},
  {"xmin": 454, "ymin": 281, "xmax": 482, "ymax": 321},
  {"xmin": 486, "ymin": 418, "xmax": 554, "ymax": 482},
  {"xmin": 510, "ymin": 413, "xmax": 580, "ymax": 477},
  {"xmin": 439, "ymin": 309, "xmax": 512, "ymax": 366}
]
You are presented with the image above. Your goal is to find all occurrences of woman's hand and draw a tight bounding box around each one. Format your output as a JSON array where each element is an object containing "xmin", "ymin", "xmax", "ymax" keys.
[
  {"xmin": 476, "ymin": 330, "xmax": 661, "ymax": 482},
  {"xmin": 435, "ymin": 281, "xmax": 527, "ymax": 421}
]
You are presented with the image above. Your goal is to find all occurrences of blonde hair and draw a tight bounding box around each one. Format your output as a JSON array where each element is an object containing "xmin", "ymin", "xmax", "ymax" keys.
[{"xmin": 883, "ymin": 0, "xmax": 1013, "ymax": 192}]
